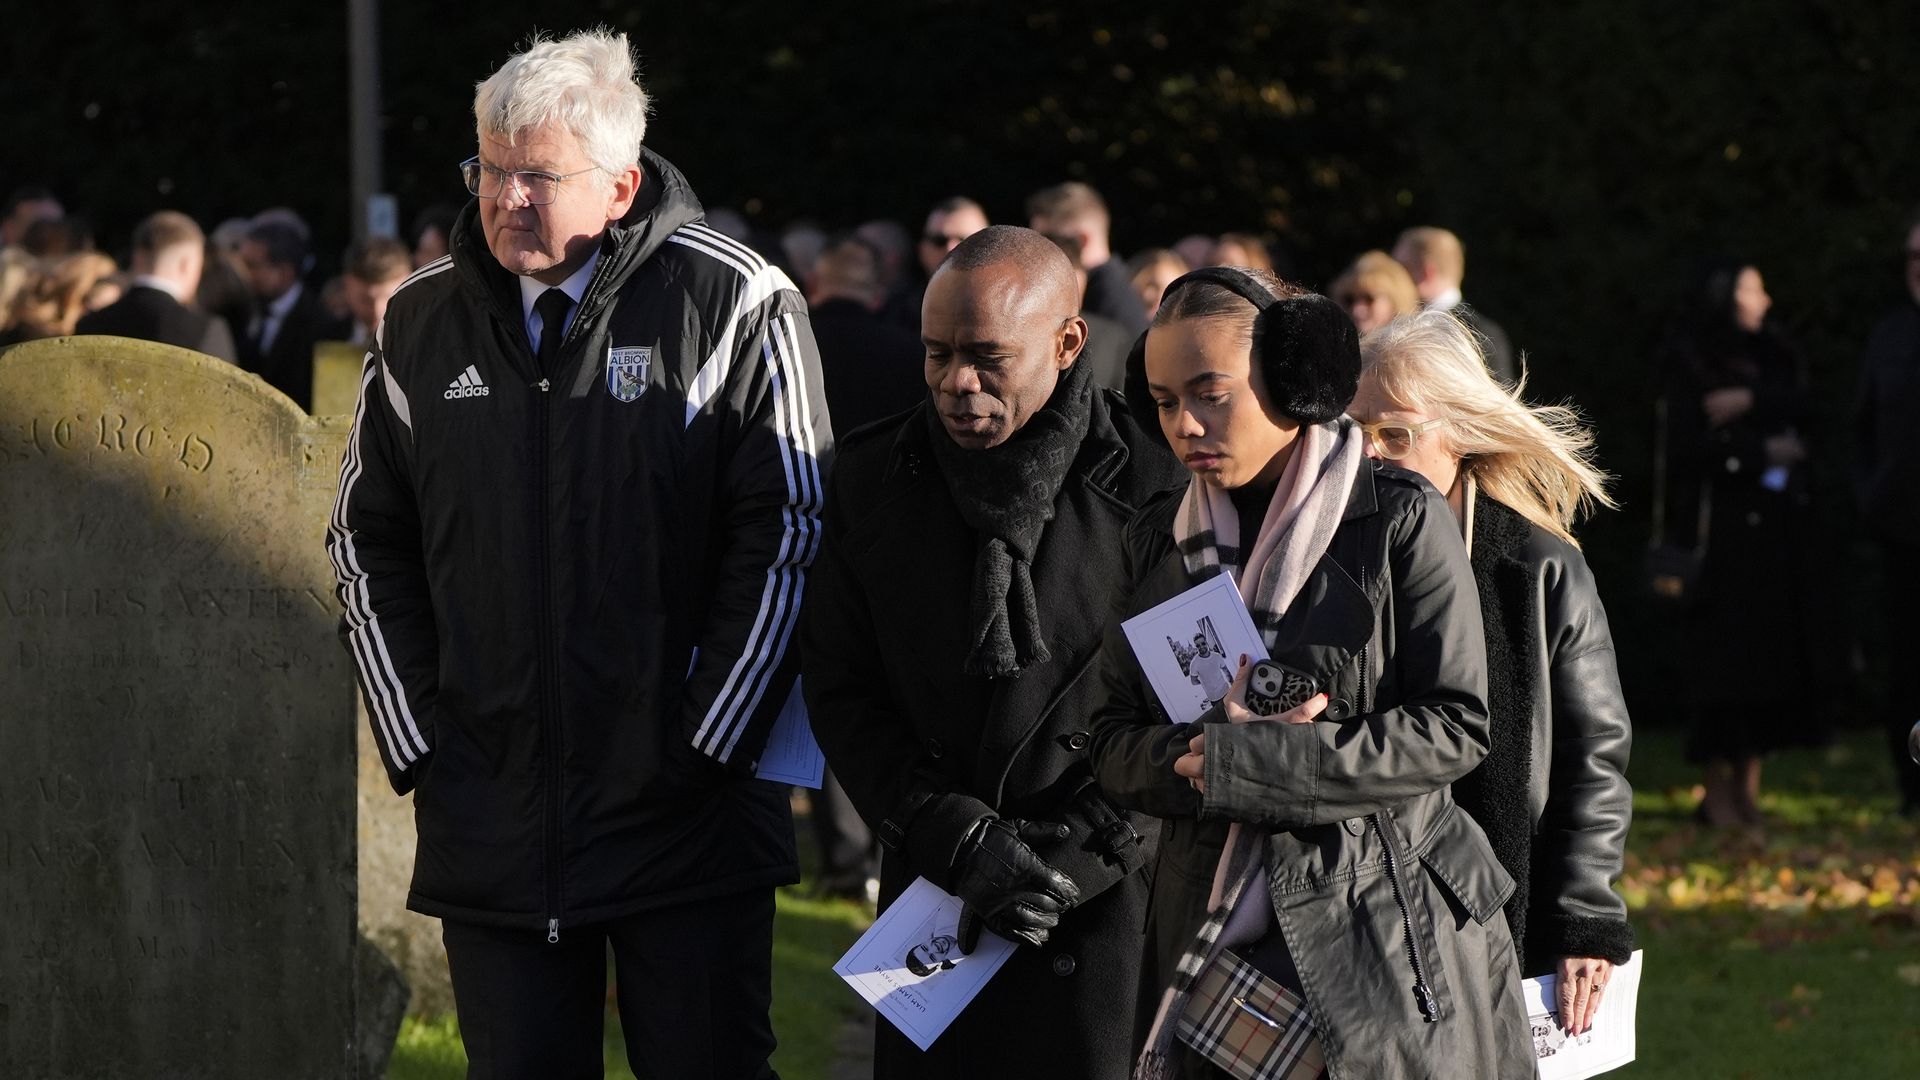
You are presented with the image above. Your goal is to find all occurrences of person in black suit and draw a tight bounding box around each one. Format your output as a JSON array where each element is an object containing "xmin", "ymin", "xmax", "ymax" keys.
[
  {"xmin": 238, "ymin": 218, "xmax": 322, "ymax": 410},
  {"xmin": 801, "ymin": 233, "xmax": 928, "ymax": 901},
  {"xmin": 1045, "ymin": 232, "xmax": 1130, "ymax": 393},
  {"xmin": 76, "ymin": 210, "xmax": 236, "ymax": 362},
  {"xmin": 1027, "ymin": 181, "xmax": 1147, "ymax": 335},
  {"xmin": 807, "ymin": 234, "xmax": 926, "ymax": 434},
  {"xmin": 325, "ymin": 236, "xmax": 413, "ymax": 346},
  {"xmin": 1394, "ymin": 226, "xmax": 1517, "ymax": 384}
]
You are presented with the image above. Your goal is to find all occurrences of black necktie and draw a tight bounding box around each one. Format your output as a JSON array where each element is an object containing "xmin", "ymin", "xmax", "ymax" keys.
[{"xmin": 534, "ymin": 288, "xmax": 574, "ymax": 375}]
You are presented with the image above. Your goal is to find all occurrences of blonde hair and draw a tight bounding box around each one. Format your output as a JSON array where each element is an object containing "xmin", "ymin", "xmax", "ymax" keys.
[
  {"xmin": 1360, "ymin": 310, "xmax": 1613, "ymax": 546},
  {"xmin": 1330, "ymin": 250, "xmax": 1419, "ymax": 319}
]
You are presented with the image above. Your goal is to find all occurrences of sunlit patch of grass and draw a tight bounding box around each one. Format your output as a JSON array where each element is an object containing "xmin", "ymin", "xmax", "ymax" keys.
[{"xmin": 1616, "ymin": 728, "xmax": 1920, "ymax": 1077}]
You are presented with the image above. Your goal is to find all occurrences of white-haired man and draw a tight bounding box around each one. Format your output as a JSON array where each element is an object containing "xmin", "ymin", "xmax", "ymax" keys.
[{"xmin": 327, "ymin": 29, "xmax": 830, "ymax": 1077}]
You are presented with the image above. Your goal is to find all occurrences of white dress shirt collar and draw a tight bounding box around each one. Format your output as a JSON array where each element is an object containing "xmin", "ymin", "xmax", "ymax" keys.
[
  {"xmin": 518, "ymin": 250, "xmax": 600, "ymax": 350},
  {"xmin": 130, "ymin": 274, "xmax": 187, "ymax": 303}
]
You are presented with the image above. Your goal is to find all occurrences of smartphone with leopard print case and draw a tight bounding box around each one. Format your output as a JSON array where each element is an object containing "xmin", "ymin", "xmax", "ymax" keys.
[{"xmin": 1243, "ymin": 659, "xmax": 1317, "ymax": 717}]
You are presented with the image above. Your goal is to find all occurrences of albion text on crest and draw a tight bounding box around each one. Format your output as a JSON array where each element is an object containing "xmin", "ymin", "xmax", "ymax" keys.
[{"xmin": 605, "ymin": 345, "xmax": 651, "ymax": 403}]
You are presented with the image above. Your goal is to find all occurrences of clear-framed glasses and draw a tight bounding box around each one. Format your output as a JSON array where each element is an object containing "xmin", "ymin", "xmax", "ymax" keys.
[
  {"xmin": 459, "ymin": 157, "xmax": 602, "ymax": 206},
  {"xmin": 1359, "ymin": 417, "xmax": 1446, "ymax": 460}
]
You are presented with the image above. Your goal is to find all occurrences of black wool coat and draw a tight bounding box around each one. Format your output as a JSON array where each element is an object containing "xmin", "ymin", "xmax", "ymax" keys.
[
  {"xmin": 1658, "ymin": 327, "xmax": 1835, "ymax": 746},
  {"xmin": 802, "ymin": 387, "xmax": 1186, "ymax": 1080},
  {"xmin": 1454, "ymin": 496, "xmax": 1634, "ymax": 977}
]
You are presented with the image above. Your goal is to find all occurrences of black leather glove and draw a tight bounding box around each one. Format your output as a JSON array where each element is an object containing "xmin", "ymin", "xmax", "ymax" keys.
[{"xmin": 949, "ymin": 817, "xmax": 1080, "ymax": 951}]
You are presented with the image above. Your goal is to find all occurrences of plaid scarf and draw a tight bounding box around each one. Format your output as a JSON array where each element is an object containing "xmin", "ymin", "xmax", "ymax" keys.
[{"xmin": 1137, "ymin": 418, "xmax": 1363, "ymax": 1080}]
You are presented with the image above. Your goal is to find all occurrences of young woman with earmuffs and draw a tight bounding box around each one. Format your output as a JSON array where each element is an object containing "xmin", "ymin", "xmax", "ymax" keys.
[{"xmin": 1087, "ymin": 267, "xmax": 1532, "ymax": 1079}]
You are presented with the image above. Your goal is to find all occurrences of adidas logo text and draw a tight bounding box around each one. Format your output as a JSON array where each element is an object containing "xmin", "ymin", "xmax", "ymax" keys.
[{"xmin": 444, "ymin": 365, "xmax": 491, "ymax": 400}]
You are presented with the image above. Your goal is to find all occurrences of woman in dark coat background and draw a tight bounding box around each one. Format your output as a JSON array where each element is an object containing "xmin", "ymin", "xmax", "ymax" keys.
[
  {"xmin": 1091, "ymin": 267, "xmax": 1530, "ymax": 1079},
  {"xmin": 1658, "ymin": 262, "xmax": 1824, "ymax": 826},
  {"xmin": 1352, "ymin": 310, "xmax": 1635, "ymax": 1037}
]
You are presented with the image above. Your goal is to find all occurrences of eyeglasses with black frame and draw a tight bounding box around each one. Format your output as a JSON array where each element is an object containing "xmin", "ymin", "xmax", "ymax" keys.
[
  {"xmin": 459, "ymin": 157, "xmax": 603, "ymax": 206},
  {"xmin": 1358, "ymin": 417, "xmax": 1447, "ymax": 460}
]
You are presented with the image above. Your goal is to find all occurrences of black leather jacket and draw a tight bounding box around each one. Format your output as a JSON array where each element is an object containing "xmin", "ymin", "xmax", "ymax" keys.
[
  {"xmin": 1455, "ymin": 495, "xmax": 1634, "ymax": 974},
  {"xmin": 1089, "ymin": 462, "xmax": 1533, "ymax": 1079}
]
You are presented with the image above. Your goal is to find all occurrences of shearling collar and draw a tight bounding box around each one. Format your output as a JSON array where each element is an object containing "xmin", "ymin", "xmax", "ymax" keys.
[{"xmin": 1469, "ymin": 490, "xmax": 1535, "ymax": 563}]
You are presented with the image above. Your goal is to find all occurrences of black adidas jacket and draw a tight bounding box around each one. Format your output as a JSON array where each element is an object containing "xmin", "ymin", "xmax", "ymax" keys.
[{"xmin": 326, "ymin": 150, "xmax": 832, "ymax": 930}]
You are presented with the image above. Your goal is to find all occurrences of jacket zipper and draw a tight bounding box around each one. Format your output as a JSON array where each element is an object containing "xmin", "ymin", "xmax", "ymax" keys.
[
  {"xmin": 534, "ymin": 364, "xmax": 562, "ymax": 943},
  {"xmin": 1373, "ymin": 812, "xmax": 1438, "ymax": 1021}
]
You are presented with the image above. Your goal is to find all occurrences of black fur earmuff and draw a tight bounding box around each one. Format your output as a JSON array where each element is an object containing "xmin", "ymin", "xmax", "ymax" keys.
[{"xmin": 1123, "ymin": 266, "xmax": 1360, "ymax": 442}]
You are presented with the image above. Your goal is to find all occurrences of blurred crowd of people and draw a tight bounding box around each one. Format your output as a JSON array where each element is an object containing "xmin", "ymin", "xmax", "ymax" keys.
[
  {"xmin": 0, "ymin": 178, "xmax": 1519, "ymax": 420},
  {"xmin": 3, "ymin": 175, "xmax": 1916, "ymax": 830},
  {"xmin": 0, "ymin": 186, "xmax": 453, "ymax": 412}
]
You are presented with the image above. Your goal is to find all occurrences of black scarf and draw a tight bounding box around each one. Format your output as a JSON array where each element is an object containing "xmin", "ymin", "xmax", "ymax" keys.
[{"xmin": 925, "ymin": 358, "xmax": 1094, "ymax": 677}]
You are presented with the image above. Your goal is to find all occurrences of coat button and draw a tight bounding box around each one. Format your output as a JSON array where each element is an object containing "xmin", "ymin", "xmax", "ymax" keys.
[
  {"xmin": 1052, "ymin": 953, "xmax": 1077, "ymax": 977},
  {"xmin": 1162, "ymin": 820, "xmax": 1175, "ymax": 841},
  {"xmin": 1066, "ymin": 731, "xmax": 1090, "ymax": 751},
  {"xmin": 1343, "ymin": 817, "xmax": 1365, "ymax": 836},
  {"xmin": 925, "ymin": 738, "xmax": 944, "ymax": 759},
  {"xmin": 1325, "ymin": 698, "xmax": 1351, "ymax": 721}
]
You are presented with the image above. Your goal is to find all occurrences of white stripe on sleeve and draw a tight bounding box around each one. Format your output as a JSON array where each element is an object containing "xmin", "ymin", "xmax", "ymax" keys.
[{"xmin": 693, "ymin": 310, "xmax": 825, "ymax": 760}]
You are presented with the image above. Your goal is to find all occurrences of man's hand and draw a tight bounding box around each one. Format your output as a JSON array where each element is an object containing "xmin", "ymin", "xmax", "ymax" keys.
[{"xmin": 950, "ymin": 818, "xmax": 1080, "ymax": 951}]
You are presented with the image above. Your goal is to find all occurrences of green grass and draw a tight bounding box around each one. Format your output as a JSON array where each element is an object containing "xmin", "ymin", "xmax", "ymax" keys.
[
  {"xmin": 386, "ymin": 886, "xmax": 871, "ymax": 1080},
  {"xmin": 1622, "ymin": 913, "xmax": 1919, "ymax": 1078},
  {"xmin": 1616, "ymin": 728, "xmax": 1920, "ymax": 1078}
]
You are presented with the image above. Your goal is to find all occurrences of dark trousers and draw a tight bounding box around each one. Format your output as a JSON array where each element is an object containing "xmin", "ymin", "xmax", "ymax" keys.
[
  {"xmin": 1878, "ymin": 541, "xmax": 1920, "ymax": 810},
  {"xmin": 442, "ymin": 888, "xmax": 779, "ymax": 1080},
  {"xmin": 809, "ymin": 767, "xmax": 876, "ymax": 880}
]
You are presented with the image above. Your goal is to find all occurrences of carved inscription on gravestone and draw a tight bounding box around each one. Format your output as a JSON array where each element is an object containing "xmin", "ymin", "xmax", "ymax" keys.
[{"xmin": 0, "ymin": 338, "xmax": 356, "ymax": 1078}]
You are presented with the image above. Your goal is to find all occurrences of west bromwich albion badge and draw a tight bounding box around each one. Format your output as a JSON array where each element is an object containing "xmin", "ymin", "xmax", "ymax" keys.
[{"xmin": 606, "ymin": 345, "xmax": 651, "ymax": 402}]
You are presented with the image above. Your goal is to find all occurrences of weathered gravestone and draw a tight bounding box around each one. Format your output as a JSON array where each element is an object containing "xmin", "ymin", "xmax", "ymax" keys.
[{"xmin": 0, "ymin": 337, "xmax": 401, "ymax": 1078}]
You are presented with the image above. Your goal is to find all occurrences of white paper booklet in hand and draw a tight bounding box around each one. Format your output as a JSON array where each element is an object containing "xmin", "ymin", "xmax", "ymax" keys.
[
  {"xmin": 752, "ymin": 680, "xmax": 825, "ymax": 789},
  {"xmin": 1120, "ymin": 572, "xmax": 1269, "ymax": 724},
  {"xmin": 833, "ymin": 876, "xmax": 1018, "ymax": 1050},
  {"xmin": 1523, "ymin": 950, "xmax": 1644, "ymax": 1079}
]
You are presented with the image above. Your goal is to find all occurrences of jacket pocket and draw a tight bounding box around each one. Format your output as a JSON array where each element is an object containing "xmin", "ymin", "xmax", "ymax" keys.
[{"xmin": 1414, "ymin": 802, "xmax": 1516, "ymax": 926}]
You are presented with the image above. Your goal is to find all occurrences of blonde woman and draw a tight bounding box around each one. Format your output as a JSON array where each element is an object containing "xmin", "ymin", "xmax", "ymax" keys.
[
  {"xmin": 1352, "ymin": 310, "xmax": 1634, "ymax": 1038},
  {"xmin": 1330, "ymin": 250, "xmax": 1420, "ymax": 334}
]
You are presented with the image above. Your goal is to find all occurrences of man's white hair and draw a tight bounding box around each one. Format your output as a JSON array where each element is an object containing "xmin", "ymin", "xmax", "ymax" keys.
[{"xmin": 474, "ymin": 29, "xmax": 650, "ymax": 174}]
